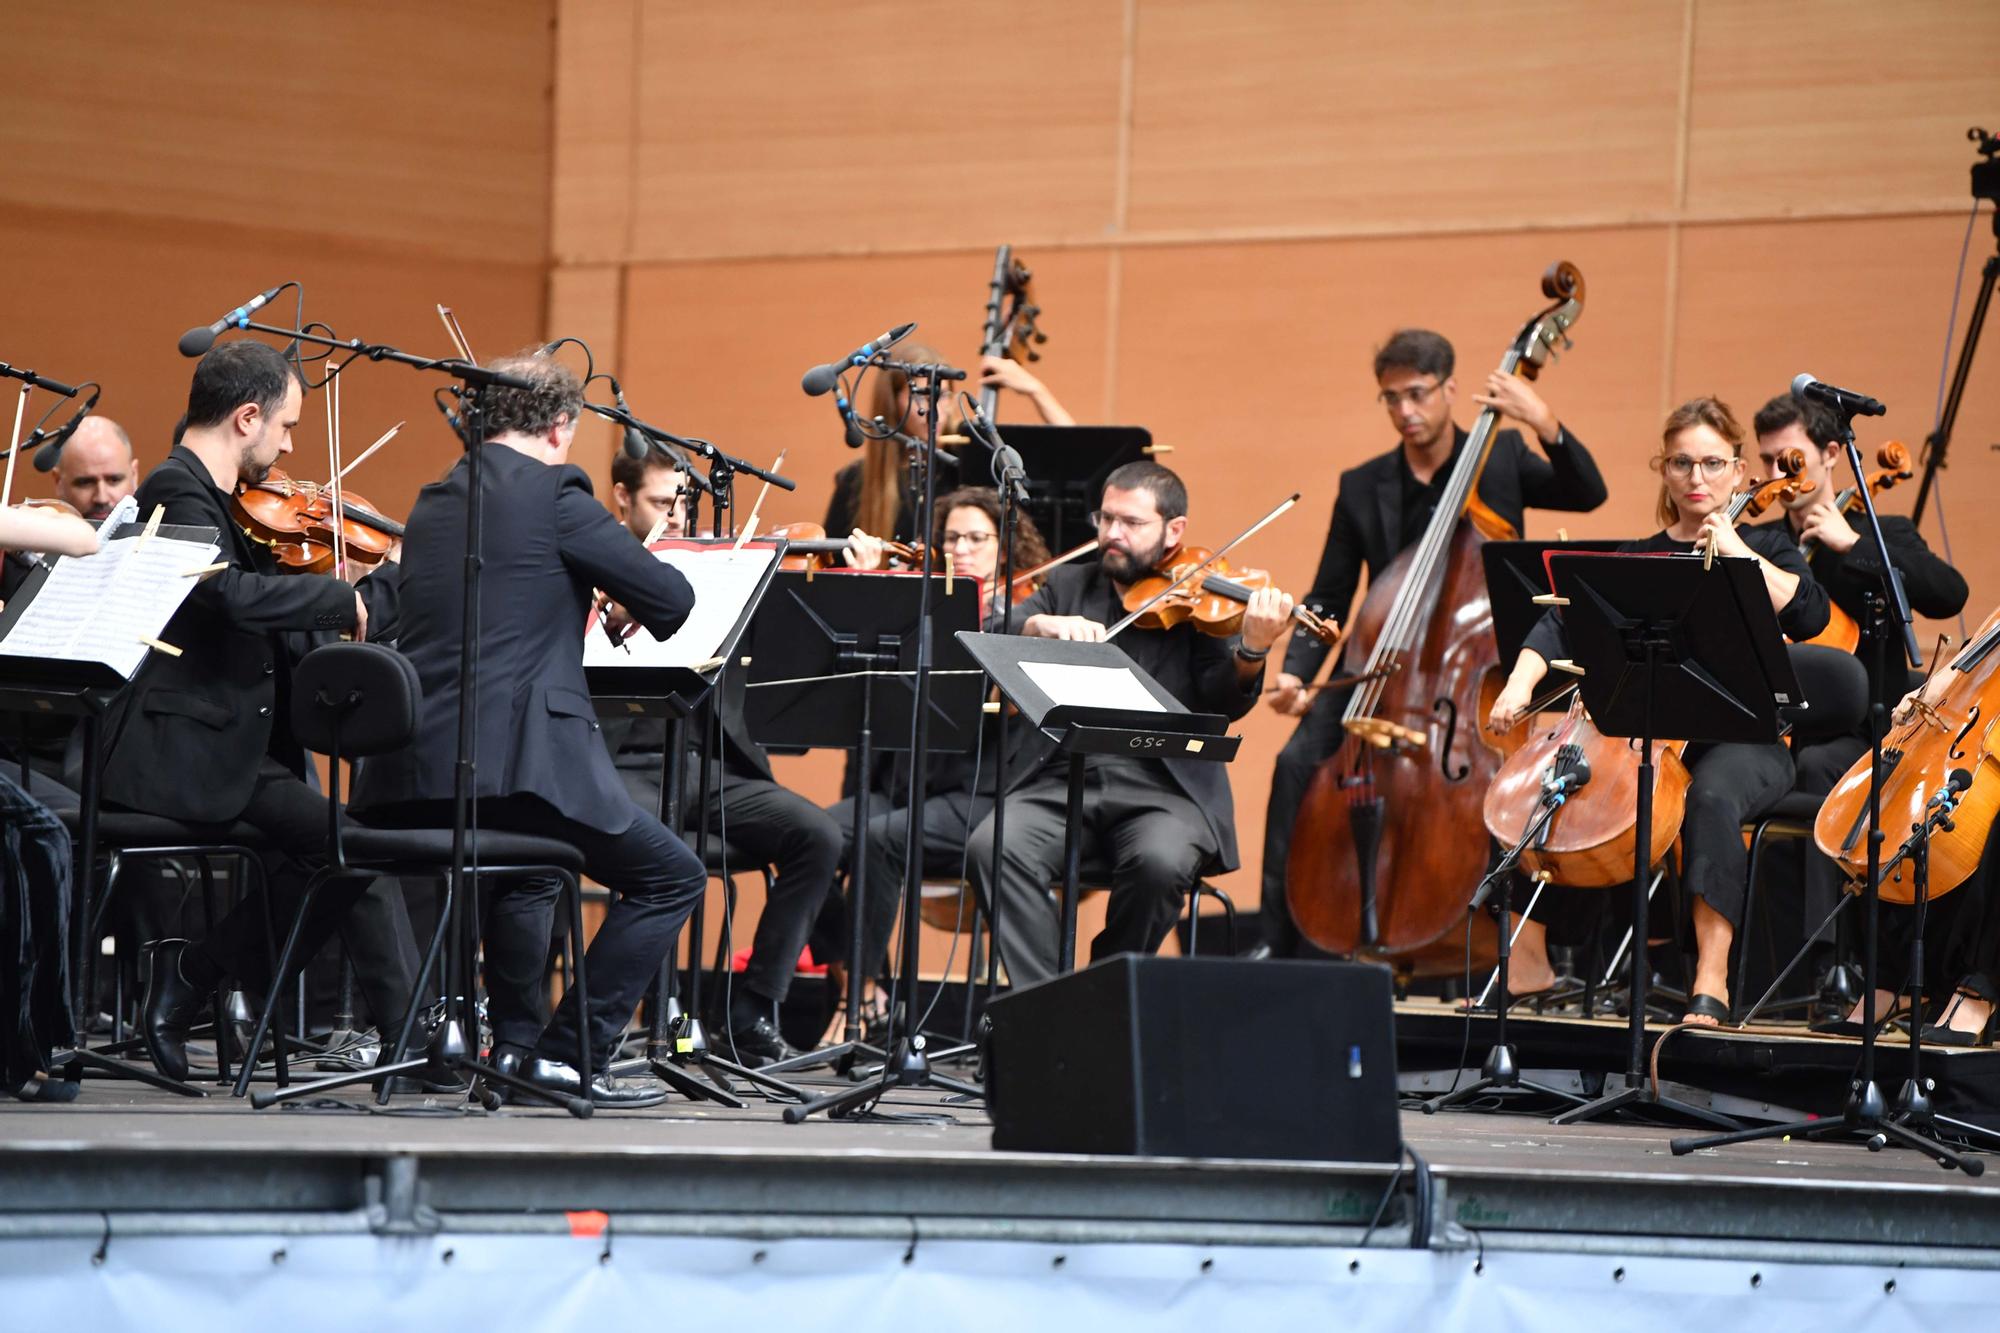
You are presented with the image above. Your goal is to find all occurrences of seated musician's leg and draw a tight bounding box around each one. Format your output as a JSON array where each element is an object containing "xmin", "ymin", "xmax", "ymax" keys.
[
  {"xmin": 715, "ymin": 777, "xmax": 842, "ymax": 1054},
  {"xmin": 1098, "ymin": 764, "xmax": 1219, "ymax": 962},
  {"xmin": 965, "ymin": 775, "xmax": 1074, "ymax": 989},
  {"xmin": 1679, "ymin": 741, "xmax": 1797, "ymax": 1023}
]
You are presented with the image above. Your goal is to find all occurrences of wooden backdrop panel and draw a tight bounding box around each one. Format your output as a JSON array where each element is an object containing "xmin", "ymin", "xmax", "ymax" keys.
[
  {"xmin": 0, "ymin": 1, "xmax": 553, "ymax": 264},
  {"xmin": 0, "ymin": 204, "xmax": 545, "ymax": 523},
  {"xmin": 1125, "ymin": 0, "xmax": 1687, "ymax": 239},
  {"xmin": 553, "ymin": 0, "xmax": 639, "ymax": 265},
  {"xmin": 1685, "ymin": 0, "xmax": 2000, "ymax": 219},
  {"xmin": 546, "ymin": 263, "xmax": 627, "ymax": 480},
  {"xmin": 620, "ymin": 0, "xmax": 1127, "ymax": 261},
  {"xmin": 1672, "ymin": 212, "xmax": 2000, "ymax": 634}
]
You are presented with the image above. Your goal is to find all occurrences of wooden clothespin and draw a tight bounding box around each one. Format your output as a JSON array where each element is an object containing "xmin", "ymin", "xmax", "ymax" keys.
[
  {"xmin": 180, "ymin": 561, "xmax": 229, "ymax": 580},
  {"xmin": 1141, "ymin": 443, "xmax": 1174, "ymax": 456},
  {"xmin": 691, "ymin": 656, "xmax": 726, "ymax": 673},
  {"xmin": 139, "ymin": 504, "xmax": 165, "ymax": 547},
  {"xmin": 136, "ymin": 634, "xmax": 182, "ymax": 658},
  {"xmin": 642, "ymin": 514, "xmax": 671, "ymax": 547},
  {"xmin": 1556, "ymin": 528, "xmax": 1570, "ymax": 542},
  {"xmin": 1532, "ymin": 594, "xmax": 1570, "ymax": 606},
  {"xmin": 1549, "ymin": 659, "xmax": 1586, "ymax": 676}
]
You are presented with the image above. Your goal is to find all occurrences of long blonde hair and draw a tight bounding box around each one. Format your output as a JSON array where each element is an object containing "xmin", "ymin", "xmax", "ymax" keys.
[
  {"xmin": 1653, "ymin": 395, "xmax": 1745, "ymax": 529},
  {"xmin": 852, "ymin": 342, "xmax": 945, "ymax": 540}
]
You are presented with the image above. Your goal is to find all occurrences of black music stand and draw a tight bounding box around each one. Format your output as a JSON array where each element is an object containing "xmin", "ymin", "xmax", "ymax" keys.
[
  {"xmin": 741, "ymin": 568, "xmax": 983, "ymax": 1084},
  {"xmin": 1482, "ymin": 540, "xmax": 1625, "ymax": 664},
  {"xmin": 995, "ymin": 425, "xmax": 1153, "ymax": 554},
  {"xmin": 954, "ymin": 631, "xmax": 1240, "ymax": 975},
  {"xmin": 589, "ymin": 539, "xmax": 786, "ymax": 1105},
  {"xmin": 1543, "ymin": 551, "xmax": 1796, "ymax": 1131}
]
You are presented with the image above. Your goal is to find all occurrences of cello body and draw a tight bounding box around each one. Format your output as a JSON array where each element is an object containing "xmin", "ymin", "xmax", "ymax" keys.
[{"xmin": 1284, "ymin": 261, "xmax": 1585, "ymax": 979}]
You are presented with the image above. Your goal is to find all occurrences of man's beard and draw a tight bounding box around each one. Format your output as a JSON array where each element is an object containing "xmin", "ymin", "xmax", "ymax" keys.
[
  {"xmin": 239, "ymin": 443, "xmax": 273, "ymax": 486},
  {"xmin": 1100, "ymin": 534, "xmax": 1165, "ymax": 584},
  {"xmin": 82, "ymin": 500, "xmax": 115, "ymax": 521}
]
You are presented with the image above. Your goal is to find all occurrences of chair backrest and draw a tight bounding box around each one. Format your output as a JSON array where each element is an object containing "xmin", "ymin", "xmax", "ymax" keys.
[{"xmin": 291, "ymin": 641, "xmax": 421, "ymax": 760}]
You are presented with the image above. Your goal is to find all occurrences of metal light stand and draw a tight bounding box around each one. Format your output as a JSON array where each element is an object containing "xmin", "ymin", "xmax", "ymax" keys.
[
  {"xmin": 786, "ymin": 357, "xmax": 984, "ymax": 1122},
  {"xmin": 1910, "ymin": 129, "xmax": 1998, "ymax": 528},
  {"xmin": 1422, "ymin": 754, "xmax": 1589, "ymax": 1114},
  {"xmin": 1672, "ymin": 409, "xmax": 1979, "ymax": 1172}
]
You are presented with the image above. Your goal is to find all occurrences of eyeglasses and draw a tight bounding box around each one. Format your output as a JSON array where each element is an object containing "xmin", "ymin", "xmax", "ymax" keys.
[
  {"xmin": 941, "ymin": 530, "xmax": 996, "ymax": 548},
  {"xmin": 1377, "ymin": 381, "xmax": 1442, "ymax": 410},
  {"xmin": 1663, "ymin": 455, "xmax": 1737, "ymax": 479},
  {"xmin": 1089, "ymin": 510, "xmax": 1163, "ymax": 533}
]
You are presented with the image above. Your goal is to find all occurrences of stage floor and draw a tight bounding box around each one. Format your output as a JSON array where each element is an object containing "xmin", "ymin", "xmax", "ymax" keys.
[{"xmin": 7, "ymin": 1049, "xmax": 2000, "ymax": 1263}]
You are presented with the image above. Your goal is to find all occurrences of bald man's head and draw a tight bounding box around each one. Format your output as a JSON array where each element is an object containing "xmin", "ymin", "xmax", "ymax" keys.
[{"xmin": 54, "ymin": 417, "xmax": 138, "ymax": 520}]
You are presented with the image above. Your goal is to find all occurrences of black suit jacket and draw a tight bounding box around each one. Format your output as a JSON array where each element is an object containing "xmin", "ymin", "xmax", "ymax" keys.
[
  {"xmin": 353, "ymin": 444, "xmax": 695, "ymax": 836},
  {"xmin": 1002, "ymin": 562, "xmax": 1262, "ymax": 871},
  {"xmin": 1284, "ymin": 424, "xmax": 1607, "ymax": 679},
  {"xmin": 96, "ymin": 446, "xmax": 391, "ymax": 822}
]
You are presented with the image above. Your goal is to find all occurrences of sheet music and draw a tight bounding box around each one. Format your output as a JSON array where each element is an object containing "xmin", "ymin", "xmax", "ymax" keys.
[
  {"xmin": 0, "ymin": 530, "xmax": 221, "ymax": 678},
  {"xmin": 1021, "ymin": 660, "xmax": 1166, "ymax": 713},
  {"xmin": 583, "ymin": 544, "xmax": 776, "ymax": 671}
]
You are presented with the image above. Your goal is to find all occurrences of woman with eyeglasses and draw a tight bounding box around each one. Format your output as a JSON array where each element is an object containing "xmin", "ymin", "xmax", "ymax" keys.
[
  {"xmin": 1487, "ymin": 396, "xmax": 1831, "ymax": 1026},
  {"xmin": 821, "ymin": 486, "xmax": 1052, "ymax": 1035}
]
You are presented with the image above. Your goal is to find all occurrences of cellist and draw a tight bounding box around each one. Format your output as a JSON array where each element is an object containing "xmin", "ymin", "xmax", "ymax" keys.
[
  {"xmin": 1257, "ymin": 328, "xmax": 1608, "ymax": 960},
  {"xmin": 1487, "ymin": 396, "xmax": 1831, "ymax": 1026}
]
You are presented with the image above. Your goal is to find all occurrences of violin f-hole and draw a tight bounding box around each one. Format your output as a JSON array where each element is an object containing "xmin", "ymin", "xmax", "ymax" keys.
[{"xmin": 1433, "ymin": 696, "xmax": 1469, "ymax": 781}]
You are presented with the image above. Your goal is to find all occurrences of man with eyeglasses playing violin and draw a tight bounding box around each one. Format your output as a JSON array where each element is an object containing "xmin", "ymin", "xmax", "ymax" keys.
[
  {"xmin": 1255, "ymin": 328, "xmax": 1607, "ymax": 960},
  {"xmin": 964, "ymin": 460, "xmax": 1291, "ymax": 987}
]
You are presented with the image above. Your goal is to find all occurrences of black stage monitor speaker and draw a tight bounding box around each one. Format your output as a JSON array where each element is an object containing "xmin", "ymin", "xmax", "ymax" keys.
[{"xmin": 984, "ymin": 955, "xmax": 1401, "ymax": 1162}]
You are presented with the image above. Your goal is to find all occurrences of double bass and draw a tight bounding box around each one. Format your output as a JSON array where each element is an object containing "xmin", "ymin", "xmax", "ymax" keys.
[{"xmin": 1286, "ymin": 262, "xmax": 1585, "ymax": 977}]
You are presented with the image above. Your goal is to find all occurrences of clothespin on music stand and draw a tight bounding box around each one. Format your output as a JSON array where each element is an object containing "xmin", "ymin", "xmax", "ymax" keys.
[
  {"xmin": 138, "ymin": 504, "xmax": 165, "ymax": 548},
  {"xmin": 181, "ymin": 561, "xmax": 229, "ymax": 580},
  {"xmin": 136, "ymin": 634, "xmax": 182, "ymax": 658}
]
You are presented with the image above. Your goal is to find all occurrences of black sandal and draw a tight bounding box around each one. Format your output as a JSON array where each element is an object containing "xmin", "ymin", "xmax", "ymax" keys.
[
  {"xmin": 1682, "ymin": 993, "xmax": 1731, "ymax": 1027},
  {"xmin": 1920, "ymin": 989, "xmax": 1997, "ymax": 1048}
]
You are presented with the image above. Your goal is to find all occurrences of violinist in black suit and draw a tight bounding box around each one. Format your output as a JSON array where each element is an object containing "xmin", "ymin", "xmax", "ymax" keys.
[
  {"xmin": 121, "ymin": 341, "xmax": 414, "ymax": 1082},
  {"xmin": 1258, "ymin": 328, "xmax": 1608, "ymax": 957},
  {"xmin": 966, "ymin": 461, "xmax": 1291, "ymax": 986},
  {"xmin": 599, "ymin": 446, "xmax": 842, "ymax": 1067},
  {"xmin": 354, "ymin": 351, "xmax": 704, "ymax": 1106}
]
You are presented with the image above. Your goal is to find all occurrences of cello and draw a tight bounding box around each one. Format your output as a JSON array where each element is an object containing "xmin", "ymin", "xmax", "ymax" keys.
[
  {"xmin": 1286, "ymin": 261, "xmax": 1585, "ymax": 977},
  {"xmin": 1795, "ymin": 441, "xmax": 1913, "ymax": 654}
]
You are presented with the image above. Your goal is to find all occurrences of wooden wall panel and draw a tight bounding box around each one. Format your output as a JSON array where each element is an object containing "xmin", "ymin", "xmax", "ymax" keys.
[
  {"xmin": 1685, "ymin": 0, "xmax": 2000, "ymax": 219},
  {"xmin": 0, "ymin": 203, "xmax": 546, "ymax": 525},
  {"xmin": 1113, "ymin": 226, "xmax": 1673, "ymax": 897},
  {"xmin": 546, "ymin": 263, "xmax": 627, "ymax": 480},
  {"xmin": 1126, "ymin": 0, "xmax": 1687, "ymax": 239},
  {"xmin": 1671, "ymin": 212, "xmax": 2000, "ymax": 631},
  {"xmin": 0, "ymin": 1, "xmax": 554, "ymax": 263},
  {"xmin": 620, "ymin": 0, "xmax": 1127, "ymax": 261},
  {"xmin": 553, "ymin": 0, "xmax": 639, "ymax": 264}
]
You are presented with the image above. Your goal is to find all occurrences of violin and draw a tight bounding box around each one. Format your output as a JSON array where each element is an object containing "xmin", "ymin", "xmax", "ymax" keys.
[
  {"xmin": 1118, "ymin": 543, "xmax": 1341, "ymax": 646},
  {"xmin": 232, "ymin": 467, "xmax": 404, "ymax": 575},
  {"xmin": 1287, "ymin": 260, "xmax": 1586, "ymax": 978},
  {"xmin": 1814, "ymin": 605, "xmax": 2000, "ymax": 904},
  {"xmin": 770, "ymin": 520, "xmax": 916, "ymax": 572},
  {"xmin": 1795, "ymin": 442, "xmax": 1912, "ymax": 655},
  {"xmin": 1722, "ymin": 445, "xmax": 1812, "ymax": 528}
]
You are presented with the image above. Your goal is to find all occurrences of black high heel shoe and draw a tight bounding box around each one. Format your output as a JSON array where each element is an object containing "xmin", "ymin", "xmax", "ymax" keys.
[{"xmin": 1920, "ymin": 989, "xmax": 1997, "ymax": 1048}]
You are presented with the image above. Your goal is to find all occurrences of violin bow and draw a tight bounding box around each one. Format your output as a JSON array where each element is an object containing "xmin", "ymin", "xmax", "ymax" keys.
[
  {"xmin": 1011, "ymin": 539, "xmax": 1096, "ymax": 589},
  {"xmin": 436, "ymin": 305, "xmax": 477, "ymax": 364},
  {"xmin": 1104, "ymin": 493, "xmax": 1300, "ymax": 641},
  {"xmin": 324, "ymin": 360, "xmax": 349, "ymax": 578},
  {"xmin": 2, "ymin": 382, "xmax": 28, "ymax": 511},
  {"xmin": 732, "ymin": 449, "xmax": 789, "ymax": 548},
  {"xmin": 328, "ymin": 421, "xmax": 404, "ymax": 487}
]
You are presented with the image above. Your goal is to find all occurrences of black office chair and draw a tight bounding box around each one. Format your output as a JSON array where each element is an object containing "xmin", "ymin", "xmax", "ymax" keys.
[{"xmin": 234, "ymin": 642, "xmax": 594, "ymax": 1110}]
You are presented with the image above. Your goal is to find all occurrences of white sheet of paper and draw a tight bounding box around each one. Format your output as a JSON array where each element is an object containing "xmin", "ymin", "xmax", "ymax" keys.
[
  {"xmin": 1020, "ymin": 660, "xmax": 1166, "ymax": 713},
  {"xmin": 583, "ymin": 544, "xmax": 777, "ymax": 671},
  {"xmin": 0, "ymin": 531, "xmax": 221, "ymax": 678}
]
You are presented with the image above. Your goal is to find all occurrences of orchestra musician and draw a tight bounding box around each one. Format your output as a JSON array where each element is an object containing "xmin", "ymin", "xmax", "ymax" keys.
[
  {"xmin": 1488, "ymin": 396, "xmax": 1832, "ymax": 1026},
  {"xmin": 52, "ymin": 416, "xmax": 142, "ymax": 521},
  {"xmin": 831, "ymin": 485, "xmax": 1052, "ymax": 1026},
  {"xmin": 1751, "ymin": 392, "xmax": 1978, "ymax": 1037},
  {"xmin": 351, "ymin": 351, "xmax": 705, "ymax": 1106},
  {"xmin": 115, "ymin": 342, "xmax": 418, "ymax": 1082},
  {"xmin": 1258, "ymin": 328, "xmax": 1608, "ymax": 960},
  {"xmin": 600, "ymin": 443, "xmax": 843, "ymax": 1067},
  {"xmin": 824, "ymin": 343, "xmax": 1073, "ymax": 553},
  {"xmin": 965, "ymin": 461, "xmax": 1289, "ymax": 986}
]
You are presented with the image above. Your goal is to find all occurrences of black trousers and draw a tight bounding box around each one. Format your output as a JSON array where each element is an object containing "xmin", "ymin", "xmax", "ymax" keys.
[
  {"xmin": 616, "ymin": 753, "xmax": 841, "ymax": 1004},
  {"xmin": 1261, "ymin": 684, "xmax": 1353, "ymax": 953},
  {"xmin": 827, "ymin": 788, "xmax": 992, "ymax": 979},
  {"xmin": 2, "ymin": 773, "xmax": 73, "ymax": 1086},
  {"xmin": 159, "ymin": 758, "xmax": 417, "ymax": 1033},
  {"xmin": 967, "ymin": 758, "xmax": 1219, "ymax": 988}
]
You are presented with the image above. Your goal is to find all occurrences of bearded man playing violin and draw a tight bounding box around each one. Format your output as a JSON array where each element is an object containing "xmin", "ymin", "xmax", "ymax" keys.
[
  {"xmin": 963, "ymin": 460, "xmax": 1291, "ymax": 987},
  {"xmin": 104, "ymin": 341, "xmax": 417, "ymax": 1083}
]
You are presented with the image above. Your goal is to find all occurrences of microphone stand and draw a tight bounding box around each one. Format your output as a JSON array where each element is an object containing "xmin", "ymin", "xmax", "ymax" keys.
[
  {"xmin": 785, "ymin": 358, "xmax": 984, "ymax": 1122},
  {"xmin": 981, "ymin": 425, "xmax": 1029, "ymax": 1047},
  {"xmin": 1672, "ymin": 403, "xmax": 1979, "ymax": 1172}
]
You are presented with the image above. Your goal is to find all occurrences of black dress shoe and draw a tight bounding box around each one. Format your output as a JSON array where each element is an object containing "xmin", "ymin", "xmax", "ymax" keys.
[
  {"xmin": 724, "ymin": 1013, "xmax": 802, "ymax": 1067},
  {"xmin": 525, "ymin": 1058, "xmax": 669, "ymax": 1108},
  {"xmin": 141, "ymin": 939, "xmax": 207, "ymax": 1082}
]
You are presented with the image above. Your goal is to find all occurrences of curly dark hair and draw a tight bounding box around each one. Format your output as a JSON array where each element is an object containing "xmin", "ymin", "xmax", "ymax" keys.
[
  {"xmin": 477, "ymin": 348, "xmax": 584, "ymax": 441},
  {"xmin": 932, "ymin": 485, "xmax": 1052, "ymax": 570}
]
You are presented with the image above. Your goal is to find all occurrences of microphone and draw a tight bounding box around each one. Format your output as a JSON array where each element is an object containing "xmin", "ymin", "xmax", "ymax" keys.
[
  {"xmin": 1792, "ymin": 372, "xmax": 1886, "ymax": 418},
  {"xmin": 1949, "ymin": 767, "xmax": 1973, "ymax": 793},
  {"xmin": 613, "ymin": 384, "xmax": 651, "ymax": 462},
  {"xmin": 178, "ymin": 284, "xmax": 289, "ymax": 357},
  {"xmin": 801, "ymin": 322, "xmax": 917, "ymax": 397},
  {"xmin": 833, "ymin": 388, "xmax": 864, "ymax": 448},
  {"xmin": 29, "ymin": 384, "xmax": 103, "ymax": 471}
]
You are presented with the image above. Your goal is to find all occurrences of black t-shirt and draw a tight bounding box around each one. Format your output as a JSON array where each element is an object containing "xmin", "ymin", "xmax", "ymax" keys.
[{"xmin": 1397, "ymin": 448, "xmax": 1454, "ymax": 547}]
